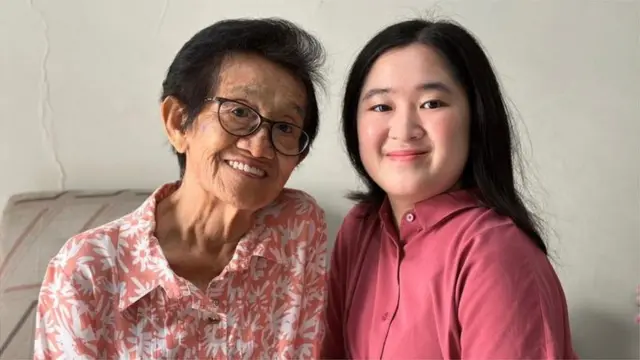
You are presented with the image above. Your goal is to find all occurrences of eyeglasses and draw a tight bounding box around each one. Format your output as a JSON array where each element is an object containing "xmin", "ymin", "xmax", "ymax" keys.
[{"xmin": 204, "ymin": 97, "xmax": 309, "ymax": 156}]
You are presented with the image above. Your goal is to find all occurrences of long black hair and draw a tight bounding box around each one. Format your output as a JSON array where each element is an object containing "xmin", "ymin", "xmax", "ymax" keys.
[{"xmin": 341, "ymin": 19, "xmax": 547, "ymax": 254}]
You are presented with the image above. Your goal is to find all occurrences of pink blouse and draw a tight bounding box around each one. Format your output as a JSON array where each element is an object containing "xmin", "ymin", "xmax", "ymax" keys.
[
  {"xmin": 323, "ymin": 189, "xmax": 578, "ymax": 359},
  {"xmin": 34, "ymin": 182, "xmax": 328, "ymax": 359}
]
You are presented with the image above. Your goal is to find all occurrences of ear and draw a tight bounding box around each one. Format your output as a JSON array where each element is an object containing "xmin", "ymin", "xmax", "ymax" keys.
[{"xmin": 161, "ymin": 96, "xmax": 188, "ymax": 154}]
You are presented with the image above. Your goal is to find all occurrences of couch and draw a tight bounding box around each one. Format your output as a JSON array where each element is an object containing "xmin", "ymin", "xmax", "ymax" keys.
[{"xmin": 0, "ymin": 189, "xmax": 151, "ymax": 359}]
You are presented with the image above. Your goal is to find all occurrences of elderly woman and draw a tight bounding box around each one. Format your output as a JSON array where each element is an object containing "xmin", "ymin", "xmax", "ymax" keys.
[{"xmin": 34, "ymin": 18, "xmax": 328, "ymax": 359}]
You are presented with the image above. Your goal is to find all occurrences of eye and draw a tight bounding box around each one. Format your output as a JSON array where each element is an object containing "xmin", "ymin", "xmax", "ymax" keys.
[
  {"xmin": 230, "ymin": 105, "xmax": 253, "ymax": 118},
  {"xmin": 275, "ymin": 122, "xmax": 294, "ymax": 134},
  {"xmin": 421, "ymin": 100, "xmax": 445, "ymax": 109},
  {"xmin": 369, "ymin": 104, "xmax": 392, "ymax": 112}
]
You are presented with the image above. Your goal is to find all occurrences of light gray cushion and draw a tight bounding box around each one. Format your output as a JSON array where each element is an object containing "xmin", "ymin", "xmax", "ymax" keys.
[{"xmin": 0, "ymin": 190, "xmax": 151, "ymax": 359}]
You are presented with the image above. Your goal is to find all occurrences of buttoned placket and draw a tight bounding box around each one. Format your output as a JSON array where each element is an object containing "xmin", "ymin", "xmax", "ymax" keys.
[
  {"xmin": 376, "ymin": 210, "xmax": 421, "ymax": 357},
  {"xmin": 373, "ymin": 228, "xmax": 403, "ymax": 358}
]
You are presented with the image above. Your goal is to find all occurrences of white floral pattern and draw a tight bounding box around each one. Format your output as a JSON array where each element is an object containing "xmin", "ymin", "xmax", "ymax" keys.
[{"xmin": 33, "ymin": 182, "xmax": 328, "ymax": 359}]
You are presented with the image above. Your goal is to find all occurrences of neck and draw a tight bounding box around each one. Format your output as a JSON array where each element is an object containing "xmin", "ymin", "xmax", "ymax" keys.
[
  {"xmin": 156, "ymin": 177, "xmax": 255, "ymax": 253},
  {"xmin": 387, "ymin": 183, "xmax": 463, "ymax": 228}
]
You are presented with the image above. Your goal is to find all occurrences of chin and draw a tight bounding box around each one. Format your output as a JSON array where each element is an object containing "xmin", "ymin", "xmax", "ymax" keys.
[
  {"xmin": 383, "ymin": 176, "xmax": 421, "ymax": 192},
  {"xmin": 383, "ymin": 179, "xmax": 443, "ymax": 200},
  {"xmin": 213, "ymin": 172, "xmax": 286, "ymax": 210}
]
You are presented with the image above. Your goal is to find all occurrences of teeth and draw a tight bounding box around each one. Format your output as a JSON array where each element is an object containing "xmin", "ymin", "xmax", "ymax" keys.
[{"xmin": 226, "ymin": 160, "xmax": 266, "ymax": 177}]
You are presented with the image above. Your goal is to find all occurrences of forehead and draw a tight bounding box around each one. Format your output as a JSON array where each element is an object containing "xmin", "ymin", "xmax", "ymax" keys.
[
  {"xmin": 216, "ymin": 53, "xmax": 307, "ymax": 110},
  {"xmin": 363, "ymin": 44, "xmax": 457, "ymax": 93}
]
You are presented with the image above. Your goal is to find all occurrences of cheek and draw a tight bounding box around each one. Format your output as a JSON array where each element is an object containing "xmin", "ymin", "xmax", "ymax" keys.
[
  {"xmin": 276, "ymin": 158, "xmax": 298, "ymax": 183},
  {"xmin": 357, "ymin": 118, "xmax": 386, "ymax": 172},
  {"xmin": 429, "ymin": 115, "xmax": 469, "ymax": 162},
  {"xmin": 186, "ymin": 121, "xmax": 235, "ymax": 166},
  {"xmin": 198, "ymin": 121, "xmax": 214, "ymax": 133},
  {"xmin": 357, "ymin": 118, "xmax": 385, "ymax": 153}
]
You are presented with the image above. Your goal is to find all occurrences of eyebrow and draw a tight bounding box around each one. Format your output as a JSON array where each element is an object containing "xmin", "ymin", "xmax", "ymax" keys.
[
  {"xmin": 361, "ymin": 81, "xmax": 452, "ymax": 101},
  {"xmin": 289, "ymin": 102, "xmax": 305, "ymax": 118},
  {"xmin": 229, "ymin": 85, "xmax": 305, "ymax": 118}
]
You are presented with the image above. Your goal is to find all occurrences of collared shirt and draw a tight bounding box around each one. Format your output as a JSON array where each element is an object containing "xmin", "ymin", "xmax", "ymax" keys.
[
  {"xmin": 34, "ymin": 182, "xmax": 328, "ymax": 359},
  {"xmin": 322, "ymin": 189, "xmax": 578, "ymax": 359}
]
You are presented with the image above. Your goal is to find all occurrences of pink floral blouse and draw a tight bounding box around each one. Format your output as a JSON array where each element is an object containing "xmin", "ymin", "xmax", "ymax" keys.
[{"xmin": 33, "ymin": 182, "xmax": 328, "ymax": 359}]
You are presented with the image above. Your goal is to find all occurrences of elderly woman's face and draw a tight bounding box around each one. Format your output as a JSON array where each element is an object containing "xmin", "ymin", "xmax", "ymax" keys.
[{"xmin": 173, "ymin": 53, "xmax": 307, "ymax": 211}]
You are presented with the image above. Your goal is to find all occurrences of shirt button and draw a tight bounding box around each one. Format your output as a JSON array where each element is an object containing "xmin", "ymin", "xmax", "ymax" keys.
[
  {"xmin": 213, "ymin": 299, "xmax": 219, "ymax": 307},
  {"xmin": 381, "ymin": 312, "xmax": 389, "ymax": 321},
  {"xmin": 405, "ymin": 212, "xmax": 415, "ymax": 222}
]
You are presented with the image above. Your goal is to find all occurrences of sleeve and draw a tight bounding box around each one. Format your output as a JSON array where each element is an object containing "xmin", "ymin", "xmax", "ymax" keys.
[
  {"xmin": 33, "ymin": 261, "xmax": 98, "ymax": 360},
  {"xmin": 293, "ymin": 205, "xmax": 329, "ymax": 359},
  {"xmin": 457, "ymin": 225, "xmax": 577, "ymax": 359},
  {"xmin": 320, "ymin": 223, "xmax": 348, "ymax": 359}
]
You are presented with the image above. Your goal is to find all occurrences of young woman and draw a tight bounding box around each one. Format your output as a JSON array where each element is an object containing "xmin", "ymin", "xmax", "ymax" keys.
[{"xmin": 322, "ymin": 19, "xmax": 578, "ymax": 359}]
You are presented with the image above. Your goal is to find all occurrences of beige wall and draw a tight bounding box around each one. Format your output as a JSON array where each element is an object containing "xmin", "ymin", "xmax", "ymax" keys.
[{"xmin": 1, "ymin": 0, "xmax": 638, "ymax": 357}]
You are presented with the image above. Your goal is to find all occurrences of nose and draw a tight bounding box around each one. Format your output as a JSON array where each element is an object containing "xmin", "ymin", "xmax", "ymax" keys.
[
  {"xmin": 235, "ymin": 124, "xmax": 275, "ymax": 159},
  {"xmin": 388, "ymin": 106, "xmax": 425, "ymax": 141}
]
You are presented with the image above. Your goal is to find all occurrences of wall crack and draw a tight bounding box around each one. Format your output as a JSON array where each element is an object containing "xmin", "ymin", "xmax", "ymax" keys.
[
  {"xmin": 156, "ymin": 0, "xmax": 169, "ymax": 36},
  {"xmin": 29, "ymin": 0, "xmax": 66, "ymax": 190}
]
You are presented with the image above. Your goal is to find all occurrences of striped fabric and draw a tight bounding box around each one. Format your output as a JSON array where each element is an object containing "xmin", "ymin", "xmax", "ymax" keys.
[{"xmin": 0, "ymin": 190, "xmax": 151, "ymax": 359}]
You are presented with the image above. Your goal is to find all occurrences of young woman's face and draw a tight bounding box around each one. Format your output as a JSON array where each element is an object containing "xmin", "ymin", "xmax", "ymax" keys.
[{"xmin": 357, "ymin": 43, "xmax": 471, "ymax": 209}]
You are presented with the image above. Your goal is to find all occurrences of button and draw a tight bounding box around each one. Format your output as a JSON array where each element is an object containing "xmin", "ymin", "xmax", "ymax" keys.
[
  {"xmin": 381, "ymin": 312, "xmax": 389, "ymax": 321},
  {"xmin": 405, "ymin": 213, "xmax": 415, "ymax": 222},
  {"xmin": 213, "ymin": 299, "xmax": 219, "ymax": 307}
]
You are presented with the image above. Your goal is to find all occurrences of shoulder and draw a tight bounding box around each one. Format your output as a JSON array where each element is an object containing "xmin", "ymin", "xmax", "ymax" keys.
[
  {"xmin": 336, "ymin": 201, "xmax": 380, "ymax": 244},
  {"xmin": 331, "ymin": 201, "xmax": 379, "ymax": 260},
  {"xmin": 450, "ymin": 211, "xmax": 573, "ymax": 358},
  {"xmin": 456, "ymin": 209, "xmax": 546, "ymax": 263},
  {"xmin": 340, "ymin": 201, "xmax": 378, "ymax": 233},
  {"xmin": 448, "ymin": 209, "xmax": 557, "ymax": 296},
  {"xmin": 46, "ymin": 217, "xmax": 125, "ymax": 283}
]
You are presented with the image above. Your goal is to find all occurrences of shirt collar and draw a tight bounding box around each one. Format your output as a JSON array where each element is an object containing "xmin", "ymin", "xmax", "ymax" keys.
[
  {"xmin": 116, "ymin": 182, "xmax": 286, "ymax": 311},
  {"xmin": 378, "ymin": 188, "xmax": 481, "ymax": 232}
]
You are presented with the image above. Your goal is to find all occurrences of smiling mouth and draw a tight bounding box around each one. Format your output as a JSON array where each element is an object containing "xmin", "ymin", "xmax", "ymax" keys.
[
  {"xmin": 387, "ymin": 151, "xmax": 429, "ymax": 161},
  {"xmin": 224, "ymin": 160, "xmax": 267, "ymax": 178}
]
